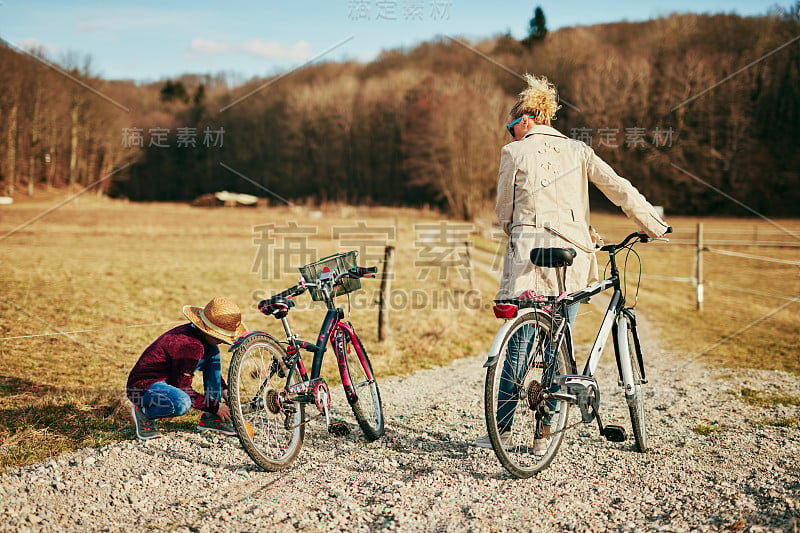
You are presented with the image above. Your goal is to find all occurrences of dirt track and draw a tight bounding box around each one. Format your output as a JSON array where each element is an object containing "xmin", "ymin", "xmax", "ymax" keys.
[{"xmin": 1, "ymin": 305, "xmax": 799, "ymax": 532}]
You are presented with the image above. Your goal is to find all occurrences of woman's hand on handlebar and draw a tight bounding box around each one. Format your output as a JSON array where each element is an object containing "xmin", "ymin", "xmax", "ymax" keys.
[
  {"xmin": 603, "ymin": 228, "xmax": 671, "ymax": 251},
  {"xmin": 638, "ymin": 225, "xmax": 673, "ymax": 242}
]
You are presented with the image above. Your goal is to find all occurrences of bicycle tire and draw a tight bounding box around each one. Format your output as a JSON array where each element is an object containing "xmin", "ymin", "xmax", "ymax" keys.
[
  {"xmin": 228, "ymin": 334, "xmax": 305, "ymax": 471},
  {"xmin": 625, "ymin": 321, "xmax": 648, "ymax": 452},
  {"xmin": 338, "ymin": 327, "xmax": 384, "ymax": 440},
  {"xmin": 485, "ymin": 310, "xmax": 571, "ymax": 478}
]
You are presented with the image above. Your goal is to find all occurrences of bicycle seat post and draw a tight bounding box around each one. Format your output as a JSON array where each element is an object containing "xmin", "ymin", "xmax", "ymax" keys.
[{"xmin": 280, "ymin": 316, "xmax": 297, "ymax": 343}]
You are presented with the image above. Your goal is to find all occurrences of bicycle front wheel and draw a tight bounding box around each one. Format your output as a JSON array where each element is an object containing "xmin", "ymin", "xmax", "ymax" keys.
[
  {"xmin": 485, "ymin": 310, "xmax": 571, "ymax": 478},
  {"xmin": 624, "ymin": 319, "xmax": 648, "ymax": 452},
  {"xmin": 228, "ymin": 334, "xmax": 305, "ymax": 471},
  {"xmin": 337, "ymin": 327, "xmax": 384, "ymax": 441}
]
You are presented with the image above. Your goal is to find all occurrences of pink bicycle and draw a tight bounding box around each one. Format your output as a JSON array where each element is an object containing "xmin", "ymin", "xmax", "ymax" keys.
[{"xmin": 228, "ymin": 251, "xmax": 384, "ymax": 471}]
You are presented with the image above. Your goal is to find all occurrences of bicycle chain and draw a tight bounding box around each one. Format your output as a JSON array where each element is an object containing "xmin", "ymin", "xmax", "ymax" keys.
[{"xmin": 286, "ymin": 412, "xmax": 322, "ymax": 431}]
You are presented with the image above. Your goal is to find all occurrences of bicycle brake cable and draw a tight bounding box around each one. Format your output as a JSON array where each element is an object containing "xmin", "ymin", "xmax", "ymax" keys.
[{"xmin": 622, "ymin": 244, "xmax": 643, "ymax": 308}]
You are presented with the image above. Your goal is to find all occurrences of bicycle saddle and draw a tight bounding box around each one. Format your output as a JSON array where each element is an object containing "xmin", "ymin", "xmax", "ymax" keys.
[
  {"xmin": 258, "ymin": 295, "xmax": 296, "ymax": 319},
  {"xmin": 529, "ymin": 247, "xmax": 577, "ymax": 268}
]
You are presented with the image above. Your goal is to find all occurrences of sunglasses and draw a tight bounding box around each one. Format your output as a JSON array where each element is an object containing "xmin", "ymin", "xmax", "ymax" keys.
[
  {"xmin": 506, "ymin": 115, "xmax": 534, "ymax": 138},
  {"xmin": 506, "ymin": 115, "xmax": 525, "ymax": 139}
]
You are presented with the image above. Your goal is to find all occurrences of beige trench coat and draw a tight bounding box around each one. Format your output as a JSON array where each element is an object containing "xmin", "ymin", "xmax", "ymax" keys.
[{"xmin": 495, "ymin": 125, "xmax": 669, "ymax": 299}]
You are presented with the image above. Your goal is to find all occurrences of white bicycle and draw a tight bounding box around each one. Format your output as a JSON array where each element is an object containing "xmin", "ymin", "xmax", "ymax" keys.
[{"xmin": 483, "ymin": 228, "xmax": 671, "ymax": 478}]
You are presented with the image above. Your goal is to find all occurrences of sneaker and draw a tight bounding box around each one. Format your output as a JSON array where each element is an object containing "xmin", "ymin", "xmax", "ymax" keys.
[
  {"xmin": 474, "ymin": 432, "xmax": 512, "ymax": 450},
  {"xmin": 533, "ymin": 437, "xmax": 551, "ymax": 456},
  {"xmin": 196, "ymin": 412, "xmax": 236, "ymax": 436},
  {"xmin": 131, "ymin": 404, "xmax": 161, "ymax": 440},
  {"xmin": 534, "ymin": 425, "xmax": 552, "ymax": 456}
]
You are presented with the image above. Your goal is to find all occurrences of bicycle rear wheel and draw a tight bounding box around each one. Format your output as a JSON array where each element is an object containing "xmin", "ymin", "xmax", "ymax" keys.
[
  {"xmin": 485, "ymin": 310, "xmax": 571, "ymax": 478},
  {"xmin": 228, "ymin": 334, "xmax": 305, "ymax": 471},
  {"xmin": 623, "ymin": 318, "xmax": 648, "ymax": 452},
  {"xmin": 337, "ymin": 327, "xmax": 384, "ymax": 440}
]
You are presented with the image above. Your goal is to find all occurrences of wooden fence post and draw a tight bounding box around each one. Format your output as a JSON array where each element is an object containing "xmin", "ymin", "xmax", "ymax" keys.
[
  {"xmin": 378, "ymin": 245, "xmax": 395, "ymax": 342},
  {"xmin": 464, "ymin": 240, "xmax": 473, "ymax": 289},
  {"xmin": 696, "ymin": 223, "xmax": 704, "ymax": 312}
]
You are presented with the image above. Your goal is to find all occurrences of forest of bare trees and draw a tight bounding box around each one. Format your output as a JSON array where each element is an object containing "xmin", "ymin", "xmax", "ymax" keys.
[{"xmin": 1, "ymin": 11, "xmax": 798, "ymax": 218}]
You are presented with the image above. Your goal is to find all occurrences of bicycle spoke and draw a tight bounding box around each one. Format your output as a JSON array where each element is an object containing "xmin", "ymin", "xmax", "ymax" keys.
[
  {"xmin": 485, "ymin": 310, "xmax": 571, "ymax": 478},
  {"xmin": 228, "ymin": 335, "xmax": 305, "ymax": 471}
]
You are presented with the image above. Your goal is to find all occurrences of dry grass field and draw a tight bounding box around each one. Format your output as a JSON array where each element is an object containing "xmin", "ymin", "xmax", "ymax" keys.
[
  {"xmin": 586, "ymin": 213, "xmax": 800, "ymax": 374},
  {"xmin": 1, "ymin": 195, "xmax": 798, "ymax": 468}
]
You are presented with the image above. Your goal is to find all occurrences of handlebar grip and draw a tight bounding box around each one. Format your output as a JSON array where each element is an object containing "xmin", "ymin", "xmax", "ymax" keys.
[
  {"xmin": 353, "ymin": 266, "xmax": 378, "ymax": 277},
  {"xmin": 276, "ymin": 284, "xmax": 305, "ymax": 298}
]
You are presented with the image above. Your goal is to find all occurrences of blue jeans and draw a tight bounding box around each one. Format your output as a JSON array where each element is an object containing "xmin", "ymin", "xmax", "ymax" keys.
[
  {"xmin": 497, "ymin": 304, "xmax": 578, "ymax": 432},
  {"xmin": 140, "ymin": 346, "xmax": 222, "ymax": 419}
]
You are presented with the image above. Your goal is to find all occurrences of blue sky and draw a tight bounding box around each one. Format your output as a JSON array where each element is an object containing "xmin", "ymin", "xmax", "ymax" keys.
[{"xmin": 0, "ymin": 0, "xmax": 787, "ymax": 83}]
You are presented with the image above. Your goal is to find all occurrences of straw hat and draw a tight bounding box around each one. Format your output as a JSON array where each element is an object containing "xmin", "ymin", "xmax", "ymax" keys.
[{"xmin": 182, "ymin": 297, "xmax": 247, "ymax": 344}]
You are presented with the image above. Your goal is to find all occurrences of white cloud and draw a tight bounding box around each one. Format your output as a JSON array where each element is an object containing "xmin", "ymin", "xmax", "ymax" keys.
[
  {"xmin": 18, "ymin": 38, "xmax": 58, "ymax": 56},
  {"xmin": 188, "ymin": 38, "xmax": 312, "ymax": 61}
]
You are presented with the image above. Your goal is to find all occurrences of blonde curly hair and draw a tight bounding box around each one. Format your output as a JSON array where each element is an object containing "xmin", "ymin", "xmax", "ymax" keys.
[{"xmin": 509, "ymin": 74, "xmax": 561, "ymax": 124}]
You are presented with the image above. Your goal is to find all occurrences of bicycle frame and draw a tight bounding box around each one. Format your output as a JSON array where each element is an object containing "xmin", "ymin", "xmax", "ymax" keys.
[
  {"xmin": 567, "ymin": 278, "xmax": 623, "ymax": 378},
  {"xmin": 276, "ymin": 308, "xmax": 374, "ymax": 400},
  {"xmin": 565, "ymin": 240, "xmax": 646, "ymax": 386},
  {"xmin": 227, "ymin": 258, "xmax": 383, "ymax": 472},
  {"xmin": 484, "ymin": 232, "xmax": 650, "ymax": 414},
  {"xmin": 256, "ymin": 267, "xmax": 377, "ymax": 409}
]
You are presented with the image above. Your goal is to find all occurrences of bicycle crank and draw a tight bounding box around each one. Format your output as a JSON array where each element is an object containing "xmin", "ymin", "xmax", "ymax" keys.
[
  {"xmin": 551, "ymin": 375, "xmax": 600, "ymax": 423},
  {"xmin": 306, "ymin": 379, "xmax": 349, "ymax": 436}
]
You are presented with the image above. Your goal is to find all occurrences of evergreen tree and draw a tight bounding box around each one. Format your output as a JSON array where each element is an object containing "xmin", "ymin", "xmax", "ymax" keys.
[
  {"xmin": 160, "ymin": 80, "xmax": 189, "ymax": 104},
  {"xmin": 522, "ymin": 6, "xmax": 548, "ymax": 48}
]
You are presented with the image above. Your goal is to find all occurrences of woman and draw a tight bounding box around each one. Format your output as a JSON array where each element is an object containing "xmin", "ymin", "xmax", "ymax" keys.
[
  {"xmin": 496, "ymin": 74, "xmax": 668, "ymax": 301},
  {"xmin": 475, "ymin": 74, "xmax": 669, "ymax": 452}
]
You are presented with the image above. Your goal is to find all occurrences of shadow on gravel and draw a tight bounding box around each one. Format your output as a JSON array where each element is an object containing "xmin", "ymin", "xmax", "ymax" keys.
[
  {"xmin": 353, "ymin": 421, "xmax": 510, "ymax": 481},
  {"xmin": 737, "ymin": 477, "xmax": 800, "ymax": 530},
  {"xmin": 130, "ymin": 437, "xmax": 262, "ymax": 473}
]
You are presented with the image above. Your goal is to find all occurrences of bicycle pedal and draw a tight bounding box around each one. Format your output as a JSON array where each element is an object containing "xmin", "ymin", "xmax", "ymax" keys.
[
  {"xmin": 328, "ymin": 421, "xmax": 350, "ymax": 437},
  {"xmin": 603, "ymin": 425, "xmax": 627, "ymax": 442}
]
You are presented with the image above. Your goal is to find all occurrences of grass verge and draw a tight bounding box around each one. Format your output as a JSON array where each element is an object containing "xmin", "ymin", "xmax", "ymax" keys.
[
  {"xmin": 1, "ymin": 200, "xmax": 797, "ymax": 468},
  {"xmin": 693, "ymin": 422, "xmax": 727, "ymax": 436}
]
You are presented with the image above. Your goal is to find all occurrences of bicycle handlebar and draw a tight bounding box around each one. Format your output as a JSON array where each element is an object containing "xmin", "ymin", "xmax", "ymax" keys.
[
  {"xmin": 352, "ymin": 265, "xmax": 378, "ymax": 277},
  {"xmin": 333, "ymin": 265, "xmax": 378, "ymax": 284},
  {"xmin": 600, "ymin": 226, "xmax": 672, "ymax": 252},
  {"xmin": 275, "ymin": 283, "xmax": 307, "ymax": 299},
  {"xmin": 270, "ymin": 265, "xmax": 378, "ymax": 301}
]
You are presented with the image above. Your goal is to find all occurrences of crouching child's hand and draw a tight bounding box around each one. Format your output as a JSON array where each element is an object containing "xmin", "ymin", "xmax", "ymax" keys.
[{"xmin": 216, "ymin": 402, "xmax": 231, "ymax": 424}]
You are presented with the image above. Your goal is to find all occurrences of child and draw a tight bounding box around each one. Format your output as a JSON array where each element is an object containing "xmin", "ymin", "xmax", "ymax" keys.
[{"xmin": 126, "ymin": 297, "xmax": 246, "ymax": 440}]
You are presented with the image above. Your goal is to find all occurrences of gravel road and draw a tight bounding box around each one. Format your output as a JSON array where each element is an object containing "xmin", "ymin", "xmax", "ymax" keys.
[{"xmin": 2, "ymin": 306, "xmax": 799, "ymax": 532}]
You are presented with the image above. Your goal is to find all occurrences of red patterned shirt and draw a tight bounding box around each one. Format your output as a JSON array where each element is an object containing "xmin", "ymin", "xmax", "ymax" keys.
[{"xmin": 125, "ymin": 323, "xmax": 224, "ymax": 414}]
